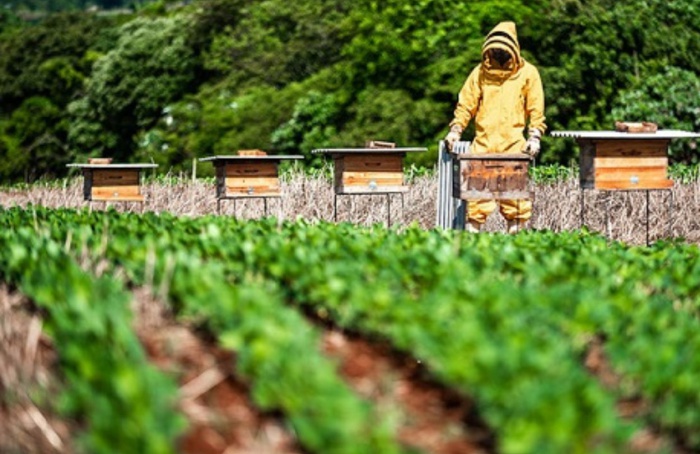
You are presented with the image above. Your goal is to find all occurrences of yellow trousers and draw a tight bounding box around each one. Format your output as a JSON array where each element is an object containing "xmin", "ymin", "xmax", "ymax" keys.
[{"xmin": 467, "ymin": 199, "xmax": 532, "ymax": 224}]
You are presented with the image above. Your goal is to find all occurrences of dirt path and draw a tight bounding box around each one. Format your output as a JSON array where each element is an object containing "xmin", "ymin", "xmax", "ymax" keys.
[
  {"xmin": 0, "ymin": 286, "xmax": 75, "ymax": 454},
  {"xmin": 584, "ymin": 337, "xmax": 687, "ymax": 454},
  {"xmin": 321, "ymin": 329, "xmax": 494, "ymax": 454},
  {"xmin": 132, "ymin": 288, "xmax": 302, "ymax": 454},
  {"xmin": 134, "ymin": 285, "xmax": 497, "ymax": 454}
]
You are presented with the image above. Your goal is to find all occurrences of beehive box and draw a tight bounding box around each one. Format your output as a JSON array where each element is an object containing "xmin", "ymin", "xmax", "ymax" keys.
[
  {"xmin": 311, "ymin": 147, "xmax": 425, "ymax": 194},
  {"xmin": 215, "ymin": 160, "xmax": 281, "ymax": 197},
  {"xmin": 579, "ymin": 139, "xmax": 673, "ymax": 190},
  {"xmin": 67, "ymin": 163, "xmax": 157, "ymax": 202},
  {"xmin": 333, "ymin": 153, "xmax": 406, "ymax": 194},
  {"xmin": 87, "ymin": 168, "xmax": 143, "ymax": 201},
  {"xmin": 451, "ymin": 153, "xmax": 531, "ymax": 199},
  {"xmin": 199, "ymin": 155, "xmax": 304, "ymax": 199}
]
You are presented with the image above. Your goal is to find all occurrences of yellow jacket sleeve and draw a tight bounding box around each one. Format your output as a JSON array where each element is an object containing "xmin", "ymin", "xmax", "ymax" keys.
[
  {"xmin": 449, "ymin": 67, "xmax": 482, "ymax": 130},
  {"xmin": 525, "ymin": 66, "xmax": 546, "ymax": 134}
]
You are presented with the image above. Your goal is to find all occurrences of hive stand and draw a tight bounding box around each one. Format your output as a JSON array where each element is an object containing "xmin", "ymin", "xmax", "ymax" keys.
[
  {"xmin": 199, "ymin": 154, "xmax": 303, "ymax": 216},
  {"xmin": 66, "ymin": 162, "xmax": 157, "ymax": 210},
  {"xmin": 312, "ymin": 142, "xmax": 427, "ymax": 225},
  {"xmin": 551, "ymin": 130, "xmax": 700, "ymax": 244}
]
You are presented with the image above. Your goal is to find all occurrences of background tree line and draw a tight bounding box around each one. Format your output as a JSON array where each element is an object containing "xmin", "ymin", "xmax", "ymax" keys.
[{"xmin": 0, "ymin": 0, "xmax": 699, "ymax": 182}]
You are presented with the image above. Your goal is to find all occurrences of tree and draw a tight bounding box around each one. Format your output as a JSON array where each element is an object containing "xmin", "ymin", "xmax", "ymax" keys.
[
  {"xmin": 271, "ymin": 91, "xmax": 341, "ymax": 167},
  {"xmin": 0, "ymin": 13, "xmax": 111, "ymax": 115},
  {"xmin": 69, "ymin": 15, "xmax": 197, "ymax": 160},
  {"xmin": 612, "ymin": 66, "xmax": 700, "ymax": 163},
  {"xmin": 202, "ymin": 0, "xmax": 352, "ymax": 89},
  {"xmin": 0, "ymin": 97, "xmax": 68, "ymax": 181},
  {"xmin": 531, "ymin": 0, "xmax": 700, "ymax": 163}
]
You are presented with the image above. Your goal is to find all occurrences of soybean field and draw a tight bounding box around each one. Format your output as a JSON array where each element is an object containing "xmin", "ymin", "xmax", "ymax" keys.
[{"xmin": 2, "ymin": 206, "xmax": 700, "ymax": 454}]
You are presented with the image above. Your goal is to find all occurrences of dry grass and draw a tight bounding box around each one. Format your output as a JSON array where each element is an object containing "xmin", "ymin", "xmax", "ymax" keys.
[
  {"xmin": 0, "ymin": 286, "xmax": 74, "ymax": 454},
  {"xmin": 2, "ymin": 172, "xmax": 699, "ymax": 245}
]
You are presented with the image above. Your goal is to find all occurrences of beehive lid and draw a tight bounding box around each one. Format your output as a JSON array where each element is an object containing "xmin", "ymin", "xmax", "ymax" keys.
[
  {"xmin": 551, "ymin": 130, "xmax": 700, "ymax": 139},
  {"xmin": 67, "ymin": 163, "xmax": 158, "ymax": 169},
  {"xmin": 451, "ymin": 152, "xmax": 531, "ymax": 160},
  {"xmin": 312, "ymin": 147, "xmax": 426, "ymax": 154},
  {"xmin": 199, "ymin": 155, "xmax": 304, "ymax": 161}
]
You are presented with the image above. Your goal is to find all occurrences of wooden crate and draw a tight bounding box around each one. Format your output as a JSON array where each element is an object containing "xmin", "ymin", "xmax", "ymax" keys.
[
  {"xmin": 216, "ymin": 160, "xmax": 281, "ymax": 197},
  {"xmin": 579, "ymin": 139, "xmax": 672, "ymax": 190},
  {"xmin": 452, "ymin": 153, "xmax": 531, "ymax": 199},
  {"xmin": 84, "ymin": 168, "xmax": 145, "ymax": 202},
  {"xmin": 334, "ymin": 153, "xmax": 406, "ymax": 194}
]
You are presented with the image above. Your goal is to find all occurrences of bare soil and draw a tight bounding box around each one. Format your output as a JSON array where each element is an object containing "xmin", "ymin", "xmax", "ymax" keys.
[
  {"xmin": 132, "ymin": 288, "xmax": 302, "ymax": 454},
  {"xmin": 322, "ymin": 329, "xmax": 494, "ymax": 454},
  {"xmin": 133, "ymin": 286, "xmax": 496, "ymax": 454},
  {"xmin": 584, "ymin": 337, "xmax": 687, "ymax": 454}
]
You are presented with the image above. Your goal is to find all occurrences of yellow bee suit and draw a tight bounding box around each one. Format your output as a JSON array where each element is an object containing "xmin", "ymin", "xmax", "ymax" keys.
[{"xmin": 449, "ymin": 21, "xmax": 546, "ymax": 223}]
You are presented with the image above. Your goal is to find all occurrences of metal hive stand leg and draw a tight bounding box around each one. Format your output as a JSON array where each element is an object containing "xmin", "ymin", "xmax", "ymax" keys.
[
  {"xmin": 387, "ymin": 193, "xmax": 391, "ymax": 227},
  {"xmin": 667, "ymin": 189, "xmax": 674, "ymax": 238},
  {"xmin": 580, "ymin": 188, "xmax": 585, "ymax": 229},
  {"xmin": 645, "ymin": 190, "xmax": 650, "ymax": 246},
  {"xmin": 333, "ymin": 193, "xmax": 338, "ymax": 222},
  {"xmin": 604, "ymin": 192, "xmax": 611, "ymax": 238}
]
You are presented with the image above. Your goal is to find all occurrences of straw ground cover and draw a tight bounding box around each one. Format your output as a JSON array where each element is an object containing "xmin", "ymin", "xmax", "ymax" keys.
[{"xmin": 1, "ymin": 170, "xmax": 699, "ymax": 244}]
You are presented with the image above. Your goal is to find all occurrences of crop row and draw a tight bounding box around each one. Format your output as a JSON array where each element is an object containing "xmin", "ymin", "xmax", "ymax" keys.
[
  {"xmin": 0, "ymin": 212, "xmax": 408, "ymax": 453},
  {"xmin": 3, "ymin": 206, "xmax": 700, "ymax": 452},
  {"xmin": 0, "ymin": 227, "xmax": 184, "ymax": 453}
]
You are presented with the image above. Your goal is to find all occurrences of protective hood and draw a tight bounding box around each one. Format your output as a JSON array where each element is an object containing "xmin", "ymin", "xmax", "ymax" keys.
[{"xmin": 481, "ymin": 21, "xmax": 523, "ymax": 75}]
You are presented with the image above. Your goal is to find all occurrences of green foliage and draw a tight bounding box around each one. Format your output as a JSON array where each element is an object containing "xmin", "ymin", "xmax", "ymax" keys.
[
  {"xmin": 6, "ymin": 0, "xmax": 145, "ymax": 12},
  {"xmin": 1, "ymin": 208, "xmax": 409, "ymax": 454},
  {"xmin": 529, "ymin": 163, "xmax": 577, "ymax": 184},
  {"xmin": 0, "ymin": 97, "xmax": 69, "ymax": 181},
  {"xmin": 202, "ymin": 0, "xmax": 352, "ymax": 88},
  {"xmin": 16, "ymin": 207, "xmax": 700, "ymax": 452},
  {"xmin": 3, "ymin": 0, "xmax": 700, "ymax": 179},
  {"xmin": 0, "ymin": 221, "xmax": 185, "ymax": 453},
  {"xmin": 134, "ymin": 83, "xmax": 305, "ymax": 173},
  {"xmin": 339, "ymin": 88, "xmax": 446, "ymax": 168},
  {"xmin": 0, "ymin": 12, "xmax": 120, "ymax": 182},
  {"xmin": 69, "ymin": 15, "xmax": 197, "ymax": 160},
  {"xmin": 532, "ymin": 0, "xmax": 700, "ymax": 163},
  {"xmin": 0, "ymin": 13, "xmax": 109, "ymax": 114},
  {"xmin": 271, "ymin": 91, "xmax": 341, "ymax": 166},
  {"xmin": 612, "ymin": 66, "xmax": 700, "ymax": 162}
]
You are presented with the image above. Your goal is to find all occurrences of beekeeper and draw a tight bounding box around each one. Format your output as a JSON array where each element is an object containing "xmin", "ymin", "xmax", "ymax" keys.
[{"xmin": 445, "ymin": 21, "xmax": 546, "ymax": 233}]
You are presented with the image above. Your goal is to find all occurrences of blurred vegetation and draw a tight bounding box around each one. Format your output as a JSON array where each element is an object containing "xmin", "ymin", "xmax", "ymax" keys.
[{"xmin": 0, "ymin": 0, "xmax": 699, "ymax": 182}]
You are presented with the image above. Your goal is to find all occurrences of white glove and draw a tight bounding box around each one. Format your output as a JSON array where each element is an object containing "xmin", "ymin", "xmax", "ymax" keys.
[
  {"xmin": 444, "ymin": 125, "xmax": 463, "ymax": 150},
  {"xmin": 524, "ymin": 128, "xmax": 541, "ymax": 157}
]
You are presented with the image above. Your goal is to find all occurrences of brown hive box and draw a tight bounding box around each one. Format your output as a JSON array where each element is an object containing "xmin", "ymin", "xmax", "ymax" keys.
[
  {"xmin": 216, "ymin": 160, "xmax": 280, "ymax": 197},
  {"xmin": 451, "ymin": 153, "xmax": 531, "ymax": 199}
]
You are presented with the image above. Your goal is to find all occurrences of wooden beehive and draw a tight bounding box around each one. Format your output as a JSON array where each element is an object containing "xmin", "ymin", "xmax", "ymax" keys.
[
  {"xmin": 200, "ymin": 155, "xmax": 304, "ymax": 200},
  {"xmin": 452, "ymin": 153, "xmax": 531, "ymax": 199},
  {"xmin": 67, "ymin": 163, "xmax": 158, "ymax": 202},
  {"xmin": 579, "ymin": 139, "xmax": 672, "ymax": 190},
  {"xmin": 333, "ymin": 153, "xmax": 406, "ymax": 194},
  {"xmin": 215, "ymin": 160, "xmax": 281, "ymax": 197},
  {"xmin": 85, "ymin": 168, "xmax": 144, "ymax": 201}
]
